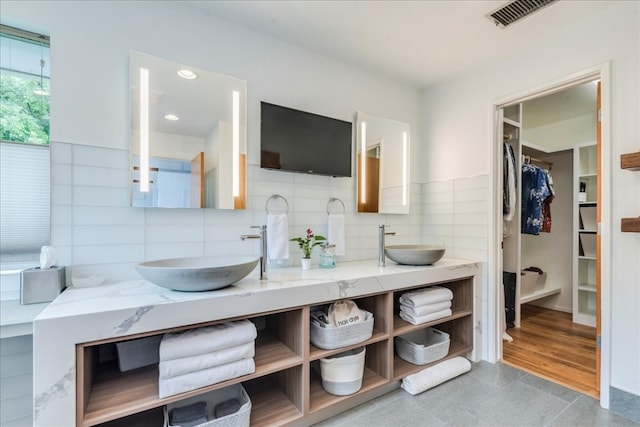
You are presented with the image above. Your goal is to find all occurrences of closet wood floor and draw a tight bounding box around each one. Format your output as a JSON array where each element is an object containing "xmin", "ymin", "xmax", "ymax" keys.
[{"xmin": 502, "ymin": 304, "xmax": 598, "ymax": 398}]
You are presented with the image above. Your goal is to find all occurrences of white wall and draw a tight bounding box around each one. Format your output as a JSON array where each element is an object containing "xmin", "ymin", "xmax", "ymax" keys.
[{"xmin": 422, "ymin": 1, "xmax": 640, "ymax": 397}]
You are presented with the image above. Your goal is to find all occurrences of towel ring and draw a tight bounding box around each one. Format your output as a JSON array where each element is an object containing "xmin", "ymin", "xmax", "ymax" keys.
[
  {"xmin": 327, "ymin": 197, "xmax": 345, "ymax": 214},
  {"xmin": 265, "ymin": 194, "xmax": 289, "ymax": 214}
]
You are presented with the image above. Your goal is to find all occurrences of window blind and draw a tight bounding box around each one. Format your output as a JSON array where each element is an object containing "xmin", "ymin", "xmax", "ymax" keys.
[{"xmin": 0, "ymin": 142, "xmax": 50, "ymax": 262}]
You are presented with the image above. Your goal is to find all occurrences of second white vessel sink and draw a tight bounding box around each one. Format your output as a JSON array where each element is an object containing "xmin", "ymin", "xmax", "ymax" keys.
[{"xmin": 384, "ymin": 245, "xmax": 445, "ymax": 266}]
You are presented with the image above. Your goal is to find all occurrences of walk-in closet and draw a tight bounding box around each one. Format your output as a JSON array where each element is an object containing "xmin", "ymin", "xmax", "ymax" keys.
[{"xmin": 500, "ymin": 81, "xmax": 599, "ymax": 397}]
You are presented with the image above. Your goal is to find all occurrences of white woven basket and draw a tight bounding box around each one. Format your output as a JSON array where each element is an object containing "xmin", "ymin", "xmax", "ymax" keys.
[
  {"xmin": 320, "ymin": 347, "xmax": 366, "ymax": 396},
  {"xmin": 164, "ymin": 384, "xmax": 250, "ymax": 427},
  {"xmin": 395, "ymin": 327, "xmax": 450, "ymax": 366},
  {"xmin": 310, "ymin": 310, "xmax": 374, "ymax": 350}
]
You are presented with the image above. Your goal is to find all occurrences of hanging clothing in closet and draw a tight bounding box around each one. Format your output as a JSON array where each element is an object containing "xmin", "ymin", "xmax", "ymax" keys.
[
  {"xmin": 503, "ymin": 143, "xmax": 517, "ymax": 237},
  {"xmin": 521, "ymin": 163, "xmax": 554, "ymax": 235}
]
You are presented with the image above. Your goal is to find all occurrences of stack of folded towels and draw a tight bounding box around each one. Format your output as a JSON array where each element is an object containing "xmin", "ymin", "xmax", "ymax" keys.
[
  {"xmin": 158, "ymin": 319, "xmax": 257, "ymax": 398},
  {"xmin": 398, "ymin": 286, "xmax": 453, "ymax": 325}
]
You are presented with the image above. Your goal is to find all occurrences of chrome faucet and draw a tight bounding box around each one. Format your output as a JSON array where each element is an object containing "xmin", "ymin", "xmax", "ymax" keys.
[
  {"xmin": 241, "ymin": 225, "xmax": 267, "ymax": 279},
  {"xmin": 378, "ymin": 224, "xmax": 396, "ymax": 267}
]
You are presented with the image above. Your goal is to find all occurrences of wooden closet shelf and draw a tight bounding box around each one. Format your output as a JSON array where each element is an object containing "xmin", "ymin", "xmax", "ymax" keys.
[
  {"xmin": 621, "ymin": 152, "xmax": 640, "ymax": 170},
  {"xmin": 621, "ymin": 217, "xmax": 640, "ymax": 233}
]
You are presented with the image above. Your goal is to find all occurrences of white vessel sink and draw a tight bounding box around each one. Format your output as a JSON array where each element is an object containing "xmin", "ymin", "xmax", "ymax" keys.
[
  {"xmin": 384, "ymin": 245, "xmax": 446, "ymax": 266},
  {"xmin": 135, "ymin": 256, "xmax": 259, "ymax": 292}
]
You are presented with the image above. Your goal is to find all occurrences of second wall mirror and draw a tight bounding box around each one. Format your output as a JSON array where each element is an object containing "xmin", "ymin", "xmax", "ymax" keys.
[
  {"xmin": 356, "ymin": 111, "xmax": 410, "ymax": 214},
  {"xmin": 130, "ymin": 51, "xmax": 247, "ymax": 209}
]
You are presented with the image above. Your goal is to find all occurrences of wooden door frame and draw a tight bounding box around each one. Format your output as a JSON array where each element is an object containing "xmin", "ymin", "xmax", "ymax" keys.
[{"xmin": 487, "ymin": 63, "xmax": 612, "ymax": 408}]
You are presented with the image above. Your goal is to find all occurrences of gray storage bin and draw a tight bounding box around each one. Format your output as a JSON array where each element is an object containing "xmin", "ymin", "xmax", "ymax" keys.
[
  {"xmin": 115, "ymin": 335, "xmax": 162, "ymax": 372},
  {"xmin": 319, "ymin": 347, "xmax": 366, "ymax": 396},
  {"xmin": 164, "ymin": 384, "xmax": 251, "ymax": 427},
  {"xmin": 395, "ymin": 327, "xmax": 450, "ymax": 365}
]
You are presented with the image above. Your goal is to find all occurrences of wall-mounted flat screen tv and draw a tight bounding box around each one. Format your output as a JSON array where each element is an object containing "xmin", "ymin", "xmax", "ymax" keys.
[{"xmin": 260, "ymin": 102, "xmax": 352, "ymax": 177}]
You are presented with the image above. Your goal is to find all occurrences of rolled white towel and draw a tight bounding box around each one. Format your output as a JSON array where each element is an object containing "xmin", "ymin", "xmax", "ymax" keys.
[
  {"xmin": 401, "ymin": 357, "xmax": 471, "ymax": 395},
  {"xmin": 159, "ymin": 358, "xmax": 255, "ymax": 398},
  {"xmin": 399, "ymin": 286, "xmax": 453, "ymax": 307},
  {"xmin": 159, "ymin": 342, "xmax": 255, "ymax": 379},
  {"xmin": 399, "ymin": 308, "xmax": 452, "ymax": 325},
  {"xmin": 160, "ymin": 320, "xmax": 257, "ymax": 361},
  {"xmin": 400, "ymin": 300, "xmax": 452, "ymax": 317}
]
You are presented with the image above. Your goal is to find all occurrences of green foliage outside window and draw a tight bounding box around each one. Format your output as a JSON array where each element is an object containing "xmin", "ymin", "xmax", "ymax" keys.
[{"xmin": 0, "ymin": 73, "xmax": 50, "ymax": 145}]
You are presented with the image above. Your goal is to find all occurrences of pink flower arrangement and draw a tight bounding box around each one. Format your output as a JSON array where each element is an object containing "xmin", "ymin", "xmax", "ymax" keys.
[{"xmin": 290, "ymin": 228, "xmax": 326, "ymax": 259}]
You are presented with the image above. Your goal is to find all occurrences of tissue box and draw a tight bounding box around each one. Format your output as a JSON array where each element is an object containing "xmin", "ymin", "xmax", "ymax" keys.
[{"xmin": 20, "ymin": 266, "xmax": 65, "ymax": 304}]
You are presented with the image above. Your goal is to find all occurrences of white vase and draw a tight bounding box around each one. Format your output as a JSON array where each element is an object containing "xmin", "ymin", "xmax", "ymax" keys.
[{"xmin": 301, "ymin": 258, "xmax": 312, "ymax": 270}]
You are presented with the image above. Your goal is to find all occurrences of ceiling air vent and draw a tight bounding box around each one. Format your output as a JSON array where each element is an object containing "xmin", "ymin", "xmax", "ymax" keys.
[{"xmin": 487, "ymin": 0, "xmax": 559, "ymax": 29}]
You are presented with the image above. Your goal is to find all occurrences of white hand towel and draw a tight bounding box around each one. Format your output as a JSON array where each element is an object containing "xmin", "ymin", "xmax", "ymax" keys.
[
  {"xmin": 267, "ymin": 213, "xmax": 289, "ymax": 261},
  {"xmin": 399, "ymin": 308, "xmax": 452, "ymax": 325},
  {"xmin": 399, "ymin": 300, "xmax": 452, "ymax": 317},
  {"xmin": 158, "ymin": 358, "xmax": 255, "ymax": 398},
  {"xmin": 327, "ymin": 213, "xmax": 346, "ymax": 256},
  {"xmin": 159, "ymin": 342, "xmax": 255, "ymax": 379},
  {"xmin": 160, "ymin": 320, "xmax": 257, "ymax": 361},
  {"xmin": 399, "ymin": 286, "xmax": 453, "ymax": 307},
  {"xmin": 401, "ymin": 357, "xmax": 471, "ymax": 395}
]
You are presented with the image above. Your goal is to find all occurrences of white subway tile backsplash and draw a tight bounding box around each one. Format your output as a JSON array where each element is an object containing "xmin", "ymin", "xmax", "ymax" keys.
[
  {"xmin": 44, "ymin": 143, "xmax": 492, "ymax": 296},
  {"xmin": 0, "ymin": 351, "xmax": 31, "ymax": 377},
  {"xmin": 144, "ymin": 243, "xmax": 204, "ymax": 261},
  {"xmin": 73, "ymin": 206, "xmax": 144, "ymax": 226},
  {"xmin": 0, "ymin": 372, "xmax": 31, "ymax": 400},
  {"xmin": 145, "ymin": 208, "xmax": 204, "ymax": 226},
  {"xmin": 51, "ymin": 184, "xmax": 72, "ymax": 205},
  {"xmin": 50, "ymin": 141, "xmax": 72, "ymax": 164},
  {"xmin": 73, "ymin": 226, "xmax": 144, "ymax": 246},
  {"xmin": 145, "ymin": 225, "xmax": 204, "ymax": 244},
  {"xmin": 0, "ymin": 394, "xmax": 32, "ymax": 425},
  {"xmin": 51, "ymin": 226, "xmax": 72, "ymax": 246},
  {"xmin": 72, "ymin": 165, "xmax": 129, "ymax": 188},
  {"xmin": 72, "ymin": 145, "xmax": 128, "ymax": 168},
  {"xmin": 51, "ymin": 163, "xmax": 72, "ymax": 185},
  {"xmin": 51, "ymin": 205, "xmax": 72, "ymax": 226},
  {"xmin": 73, "ymin": 186, "xmax": 130, "ymax": 207},
  {"xmin": 73, "ymin": 244, "xmax": 144, "ymax": 265}
]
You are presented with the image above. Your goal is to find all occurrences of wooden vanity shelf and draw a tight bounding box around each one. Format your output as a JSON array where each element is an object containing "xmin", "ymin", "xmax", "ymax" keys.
[{"xmin": 77, "ymin": 276, "xmax": 475, "ymax": 427}]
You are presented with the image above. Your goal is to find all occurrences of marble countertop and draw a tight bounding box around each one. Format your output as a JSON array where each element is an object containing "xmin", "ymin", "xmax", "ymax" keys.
[{"xmin": 36, "ymin": 257, "xmax": 479, "ymax": 333}]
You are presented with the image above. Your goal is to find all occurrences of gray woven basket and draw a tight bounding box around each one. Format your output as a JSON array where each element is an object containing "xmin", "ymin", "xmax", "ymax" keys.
[
  {"xmin": 395, "ymin": 327, "xmax": 450, "ymax": 365},
  {"xmin": 164, "ymin": 384, "xmax": 250, "ymax": 427},
  {"xmin": 310, "ymin": 310, "xmax": 374, "ymax": 350}
]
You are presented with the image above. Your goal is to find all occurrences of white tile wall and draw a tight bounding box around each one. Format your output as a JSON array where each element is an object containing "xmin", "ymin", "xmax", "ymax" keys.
[
  {"xmin": 421, "ymin": 174, "xmax": 490, "ymax": 360},
  {"xmin": 0, "ymin": 335, "xmax": 32, "ymax": 427}
]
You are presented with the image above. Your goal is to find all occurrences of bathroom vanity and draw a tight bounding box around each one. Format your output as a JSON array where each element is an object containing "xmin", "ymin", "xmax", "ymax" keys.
[{"xmin": 32, "ymin": 258, "xmax": 479, "ymax": 426}]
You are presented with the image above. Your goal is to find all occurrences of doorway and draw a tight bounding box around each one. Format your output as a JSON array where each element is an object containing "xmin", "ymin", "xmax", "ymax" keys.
[{"xmin": 489, "ymin": 65, "xmax": 612, "ymax": 407}]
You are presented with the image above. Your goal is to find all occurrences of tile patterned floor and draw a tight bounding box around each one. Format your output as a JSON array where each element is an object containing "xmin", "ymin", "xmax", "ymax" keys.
[{"xmin": 313, "ymin": 361, "xmax": 639, "ymax": 427}]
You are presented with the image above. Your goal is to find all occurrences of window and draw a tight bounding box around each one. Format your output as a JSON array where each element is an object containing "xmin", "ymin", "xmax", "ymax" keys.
[{"xmin": 0, "ymin": 25, "xmax": 50, "ymax": 265}]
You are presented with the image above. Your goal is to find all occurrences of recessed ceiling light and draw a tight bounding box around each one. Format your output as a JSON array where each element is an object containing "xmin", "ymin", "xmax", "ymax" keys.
[
  {"xmin": 164, "ymin": 114, "xmax": 179, "ymax": 121},
  {"xmin": 177, "ymin": 69, "xmax": 197, "ymax": 80}
]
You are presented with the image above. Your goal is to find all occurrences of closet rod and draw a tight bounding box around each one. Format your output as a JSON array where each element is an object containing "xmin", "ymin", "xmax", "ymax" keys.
[{"xmin": 522, "ymin": 154, "xmax": 553, "ymax": 170}]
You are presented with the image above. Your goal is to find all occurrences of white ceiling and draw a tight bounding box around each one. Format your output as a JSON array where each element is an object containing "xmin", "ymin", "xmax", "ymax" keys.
[{"xmin": 183, "ymin": 0, "xmax": 619, "ymax": 89}]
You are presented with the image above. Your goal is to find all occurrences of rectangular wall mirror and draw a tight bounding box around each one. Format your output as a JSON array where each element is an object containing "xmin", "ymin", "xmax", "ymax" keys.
[
  {"xmin": 356, "ymin": 111, "xmax": 410, "ymax": 214},
  {"xmin": 130, "ymin": 51, "xmax": 247, "ymax": 209}
]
